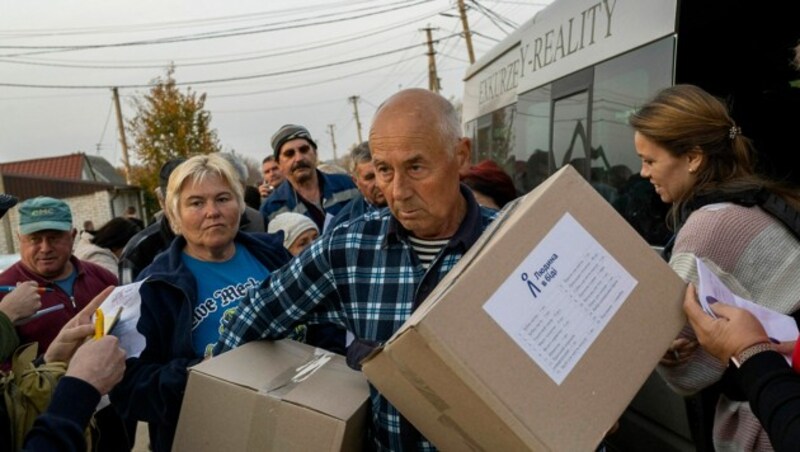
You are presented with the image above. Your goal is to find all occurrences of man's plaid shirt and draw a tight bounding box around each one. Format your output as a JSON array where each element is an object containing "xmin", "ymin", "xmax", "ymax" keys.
[{"xmin": 215, "ymin": 187, "xmax": 497, "ymax": 451}]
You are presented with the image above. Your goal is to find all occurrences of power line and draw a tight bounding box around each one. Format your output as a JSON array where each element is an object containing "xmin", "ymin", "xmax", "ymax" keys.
[
  {"xmin": 0, "ymin": 9, "xmax": 446, "ymax": 70},
  {"xmin": 0, "ymin": 0, "xmax": 376, "ymax": 38},
  {"xmin": 469, "ymin": 0, "xmax": 515, "ymax": 34},
  {"xmin": 0, "ymin": 0, "xmax": 430, "ymax": 58},
  {"xmin": 0, "ymin": 35, "xmax": 459, "ymax": 89},
  {"xmin": 210, "ymin": 55, "xmax": 421, "ymax": 99},
  {"xmin": 471, "ymin": 30, "xmax": 502, "ymax": 43}
]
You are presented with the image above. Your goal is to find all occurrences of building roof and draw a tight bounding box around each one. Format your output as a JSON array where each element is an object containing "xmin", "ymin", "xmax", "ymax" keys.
[
  {"xmin": 0, "ymin": 154, "xmax": 84, "ymax": 180},
  {"xmin": 0, "ymin": 173, "xmax": 129, "ymax": 201},
  {"xmin": 85, "ymin": 154, "xmax": 127, "ymax": 185},
  {"xmin": 0, "ymin": 153, "xmax": 132, "ymax": 187}
]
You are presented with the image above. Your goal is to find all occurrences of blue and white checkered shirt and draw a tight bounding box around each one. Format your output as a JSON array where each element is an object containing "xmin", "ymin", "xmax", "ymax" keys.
[{"xmin": 215, "ymin": 186, "xmax": 497, "ymax": 451}]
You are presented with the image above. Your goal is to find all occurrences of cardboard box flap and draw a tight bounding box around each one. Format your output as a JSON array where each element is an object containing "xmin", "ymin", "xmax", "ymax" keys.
[
  {"xmin": 196, "ymin": 340, "xmax": 368, "ymax": 420},
  {"xmin": 177, "ymin": 339, "xmax": 369, "ymax": 452}
]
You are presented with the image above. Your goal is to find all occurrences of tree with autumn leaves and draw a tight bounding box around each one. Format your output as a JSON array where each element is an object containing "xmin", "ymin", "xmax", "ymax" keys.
[{"xmin": 127, "ymin": 66, "xmax": 220, "ymax": 215}]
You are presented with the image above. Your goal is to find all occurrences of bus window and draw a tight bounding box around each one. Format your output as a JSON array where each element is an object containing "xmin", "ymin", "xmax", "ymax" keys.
[
  {"xmin": 591, "ymin": 36, "xmax": 674, "ymax": 181},
  {"xmin": 516, "ymin": 85, "xmax": 552, "ymax": 193},
  {"xmin": 592, "ymin": 37, "xmax": 674, "ymax": 246},
  {"xmin": 490, "ymin": 105, "xmax": 517, "ymax": 174},
  {"xmin": 473, "ymin": 105, "xmax": 519, "ymax": 190},
  {"xmin": 475, "ymin": 114, "xmax": 492, "ymax": 163}
]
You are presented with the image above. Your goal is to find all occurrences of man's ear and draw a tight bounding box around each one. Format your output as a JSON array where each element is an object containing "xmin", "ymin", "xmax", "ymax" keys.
[{"xmin": 455, "ymin": 138, "xmax": 471, "ymax": 174}]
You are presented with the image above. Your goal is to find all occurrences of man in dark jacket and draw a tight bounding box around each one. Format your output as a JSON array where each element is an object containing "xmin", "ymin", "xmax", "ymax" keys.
[
  {"xmin": 260, "ymin": 124, "xmax": 359, "ymax": 232},
  {"xmin": 118, "ymin": 158, "xmax": 186, "ymax": 284},
  {"xmin": 329, "ymin": 140, "xmax": 387, "ymax": 229}
]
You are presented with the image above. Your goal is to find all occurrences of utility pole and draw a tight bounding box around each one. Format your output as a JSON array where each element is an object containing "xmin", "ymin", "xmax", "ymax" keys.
[
  {"xmin": 422, "ymin": 26, "xmax": 440, "ymax": 93},
  {"xmin": 457, "ymin": 0, "xmax": 476, "ymax": 64},
  {"xmin": 349, "ymin": 96, "xmax": 363, "ymax": 144},
  {"xmin": 111, "ymin": 87, "xmax": 132, "ymax": 184},
  {"xmin": 327, "ymin": 124, "xmax": 338, "ymax": 161}
]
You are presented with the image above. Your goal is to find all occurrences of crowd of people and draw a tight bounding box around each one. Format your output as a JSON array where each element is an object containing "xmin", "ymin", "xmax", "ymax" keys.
[{"xmin": 1, "ymin": 45, "xmax": 800, "ymax": 451}]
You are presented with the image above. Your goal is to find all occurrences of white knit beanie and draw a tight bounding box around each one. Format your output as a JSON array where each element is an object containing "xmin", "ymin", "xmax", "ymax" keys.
[{"xmin": 267, "ymin": 212, "xmax": 320, "ymax": 249}]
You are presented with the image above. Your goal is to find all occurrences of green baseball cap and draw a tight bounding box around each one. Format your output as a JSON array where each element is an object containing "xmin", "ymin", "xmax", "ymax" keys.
[{"xmin": 18, "ymin": 197, "xmax": 73, "ymax": 235}]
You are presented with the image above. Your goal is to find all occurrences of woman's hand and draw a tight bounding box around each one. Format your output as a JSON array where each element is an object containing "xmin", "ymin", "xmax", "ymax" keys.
[{"xmin": 683, "ymin": 283, "xmax": 770, "ymax": 363}]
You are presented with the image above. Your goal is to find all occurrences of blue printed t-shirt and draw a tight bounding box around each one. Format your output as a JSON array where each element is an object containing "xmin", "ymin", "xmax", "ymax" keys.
[{"xmin": 182, "ymin": 243, "xmax": 269, "ymax": 358}]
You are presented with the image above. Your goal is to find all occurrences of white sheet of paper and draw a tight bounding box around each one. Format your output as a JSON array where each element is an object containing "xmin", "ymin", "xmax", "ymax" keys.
[
  {"xmin": 483, "ymin": 213, "xmax": 637, "ymax": 385},
  {"xmin": 99, "ymin": 279, "xmax": 147, "ymax": 358},
  {"xmin": 695, "ymin": 257, "xmax": 798, "ymax": 343}
]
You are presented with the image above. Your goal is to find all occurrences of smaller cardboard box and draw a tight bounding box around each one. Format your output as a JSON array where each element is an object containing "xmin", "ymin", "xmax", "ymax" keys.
[
  {"xmin": 361, "ymin": 165, "xmax": 686, "ymax": 451},
  {"xmin": 173, "ymin": 339, "xmax": 370, "ymax": 452}
]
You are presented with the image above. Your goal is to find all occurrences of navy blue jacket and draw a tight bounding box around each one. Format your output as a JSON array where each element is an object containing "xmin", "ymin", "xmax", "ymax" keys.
[
  {"xmin": 260, "ymin": 169, "xmax": 359, "ymax": 232},
  {"xmin": 22, "ymin": 377, "xmax": 100, "ymax": 452},
  {"xmin": 328, "ymin": 193, "xmax": 384, "ymax": 230},
  {"xmin": 109, "ymin": 231, "xmax": 290, "ymax": 452}
]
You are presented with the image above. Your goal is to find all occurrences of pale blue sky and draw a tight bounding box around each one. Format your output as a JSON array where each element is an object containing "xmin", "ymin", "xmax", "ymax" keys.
[{"xmin": 0, "ymin": 0, "xmax": 552, "ymax": 168}]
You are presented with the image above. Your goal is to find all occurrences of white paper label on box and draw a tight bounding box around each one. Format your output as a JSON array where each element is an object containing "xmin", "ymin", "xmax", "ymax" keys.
[{"xmin": 483, "ymin": 213, "xmax": 637, "ymax": 385}]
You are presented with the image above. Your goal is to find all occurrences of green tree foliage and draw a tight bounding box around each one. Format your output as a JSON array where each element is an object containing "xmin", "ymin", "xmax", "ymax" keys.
[{"xmin": 127, "ymin": 66, "xmax": 220, "ymax": 214}]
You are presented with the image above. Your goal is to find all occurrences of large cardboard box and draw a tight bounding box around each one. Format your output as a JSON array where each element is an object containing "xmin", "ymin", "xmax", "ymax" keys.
[
  {"xmin": 361, "ymin": 165, "xmax": 686, "ymax": 451},
  {"xmin": 173, "ymin": 339, "xmax": 370, "ymax": 452}
]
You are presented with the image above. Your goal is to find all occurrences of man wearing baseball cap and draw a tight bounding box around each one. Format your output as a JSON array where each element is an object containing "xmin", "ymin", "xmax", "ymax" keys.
[
  {"xmin": 0, "ymin": 196, "xmax": 118, "ymax": 357},
  {"xmin": 260, "ymin": 124, "xmax": 359, "ymax": 232}
]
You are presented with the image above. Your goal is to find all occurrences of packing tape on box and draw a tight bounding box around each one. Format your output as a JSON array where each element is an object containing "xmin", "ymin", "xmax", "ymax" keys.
[
  {"xmin": 389, "ymin": 349, "xmax": 486, "ymax": 450},
  {"xmin": 261, "ymin": 348, "xmax": 334, "ymax": 398}
]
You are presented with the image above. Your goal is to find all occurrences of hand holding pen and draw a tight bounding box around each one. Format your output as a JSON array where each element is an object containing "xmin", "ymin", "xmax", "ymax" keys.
[
  {"xmin": 44, "ymin": 286, "xmax": 114, "ymax": 364},
  {"xmin": 0, "ymin": 281, "xmax": 45, "ymax": 323}
]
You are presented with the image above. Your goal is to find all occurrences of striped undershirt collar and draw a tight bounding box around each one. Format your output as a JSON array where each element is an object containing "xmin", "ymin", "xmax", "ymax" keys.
[{"xmin": 408, "ymin": 236, "xmax": 450, "ymax": 269}]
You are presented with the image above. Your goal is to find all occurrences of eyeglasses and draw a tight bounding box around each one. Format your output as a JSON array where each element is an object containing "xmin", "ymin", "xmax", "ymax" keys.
[{"xmin": 281, "ymin": 144, "xmax": 312, "ymax": 159}]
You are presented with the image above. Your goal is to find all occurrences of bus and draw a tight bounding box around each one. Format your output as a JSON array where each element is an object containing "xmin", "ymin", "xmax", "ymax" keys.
[{"xmin": 461, "ymin": 0, "xmax": 800, "ymax": 450}]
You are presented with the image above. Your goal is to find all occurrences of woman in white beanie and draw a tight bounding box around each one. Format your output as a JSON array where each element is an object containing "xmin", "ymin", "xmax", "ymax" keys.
[{"xmin": 267, "ymin": 212, "xmax": 320, "ymax": 256}]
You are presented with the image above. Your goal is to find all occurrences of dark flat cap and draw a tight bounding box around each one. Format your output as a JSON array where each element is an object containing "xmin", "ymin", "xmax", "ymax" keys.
[{"xmin": 271, "ymin": 124, "xmax": 317, "ymax": 160}]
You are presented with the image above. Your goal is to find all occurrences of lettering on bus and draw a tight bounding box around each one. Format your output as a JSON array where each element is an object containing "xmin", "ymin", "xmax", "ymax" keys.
[
  {"xmin": 526, "ymin": 0, "xmax": 616, "ymax": 74},
  {"xmin": 478, "ymin": 58, "xmax": 522, "ymax": 105},
  {"xmin": 477, "ymin": 0, "xmax": 617, "ymax": 107}
]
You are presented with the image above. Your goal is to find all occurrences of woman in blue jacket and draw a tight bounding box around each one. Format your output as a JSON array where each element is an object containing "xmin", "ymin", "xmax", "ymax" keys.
[{"xmin": 110, "ymin": 154, "xmax": 291, "ymax": 452}]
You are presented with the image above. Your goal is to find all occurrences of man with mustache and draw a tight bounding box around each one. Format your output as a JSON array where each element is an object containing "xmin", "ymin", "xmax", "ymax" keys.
[
  {"xmin": 217, "ymin": 89, "xmax": 498, "ymax": 451},
  {"xmin": 260, "ymin": 124, "xmax": 358, "ymax": 232}
]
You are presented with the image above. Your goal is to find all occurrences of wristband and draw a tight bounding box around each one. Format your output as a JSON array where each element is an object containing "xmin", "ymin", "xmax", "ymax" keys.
[{"xmin": 731, "ymin": 342, "xmax": 773, "ymax": 368}]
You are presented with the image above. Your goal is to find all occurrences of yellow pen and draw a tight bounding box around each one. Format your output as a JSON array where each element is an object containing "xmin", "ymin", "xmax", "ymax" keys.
[{"xmin": 94, "ymin": 309, "xmax": 104, "ymax": 339}]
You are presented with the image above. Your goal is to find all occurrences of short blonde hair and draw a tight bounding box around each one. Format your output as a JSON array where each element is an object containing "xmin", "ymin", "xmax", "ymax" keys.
[{"xmin": 164, "ymin": 154, "xmax": 245, "ymax": 235}]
